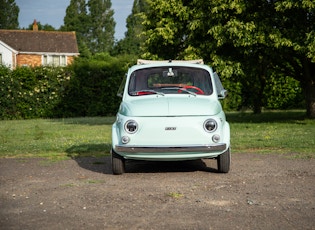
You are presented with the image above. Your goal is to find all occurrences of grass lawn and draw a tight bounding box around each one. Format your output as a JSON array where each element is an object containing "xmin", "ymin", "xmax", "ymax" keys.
[
  {"xmin": 0, "ymin": 110, "xmax": 314, "ymax": 160},
  {"xmin": 0, "ymin": 117, "xmax": 115, "ymax": 160},
  {"xmin": 227, "ymin": 110, "xmax": 315, "ymax": 158}
]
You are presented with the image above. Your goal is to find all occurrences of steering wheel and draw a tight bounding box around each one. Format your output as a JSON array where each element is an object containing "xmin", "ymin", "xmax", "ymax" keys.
[{"xmin": 178, "ymin": 86, "xmax": 205, "ymax": 95}]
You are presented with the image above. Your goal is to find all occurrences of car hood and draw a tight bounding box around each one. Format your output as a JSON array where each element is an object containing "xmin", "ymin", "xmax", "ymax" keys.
[{"xmin": 119, "ymin": 96, "xmax": 222, "ymax": 116}]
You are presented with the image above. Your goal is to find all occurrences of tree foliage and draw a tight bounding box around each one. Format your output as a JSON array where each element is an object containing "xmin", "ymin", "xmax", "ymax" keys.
[
  {"xmin": 141, "ymin": 0, "xmax": 315, "ymax": 118},
  {"xmin": 272, "ymin": 0, "xmax": 315, "ymax": 117},
  {"xmin": 112, "ymin": 0, "xmax": 148, "ymax": 56},
  {"xmin": 87, "ymin": 0, "xmax": 115, "ymax": 53},
  {"xmin": 62, "ymin": 0, "xmax": 115, "ymax": 55},
  {"xmin": 0, "ymin": 0, "xmax": 19, "ymax": 29},
  {"xmin": 141, "ymin": 0, "xmax": 193, "ymax": 60},
  {"xmin": 62, "ymin": 0, "xmax": 89, "ymax": 55}
]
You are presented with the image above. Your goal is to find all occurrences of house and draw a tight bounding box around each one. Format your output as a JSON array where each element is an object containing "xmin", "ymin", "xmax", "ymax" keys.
[{"xmin": 0, "ymin": 21, "xmax": 79, "ymax": 69}]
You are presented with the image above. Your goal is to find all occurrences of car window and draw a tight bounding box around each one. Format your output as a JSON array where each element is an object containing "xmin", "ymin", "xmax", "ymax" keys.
[
  {"xmin": 213, "ymin": 72, "xmax": 228, "ymax": 99},
  {"xmin": 117, "ymin": 74, "xmax": 126, "ymax": 97},
  {"xmin": 213, "ymin": 72, "xmax": 224, "ymax": 94},
  {"xmin": 128, "ymin": 67, "xmax": 213, "ymax": 96}
]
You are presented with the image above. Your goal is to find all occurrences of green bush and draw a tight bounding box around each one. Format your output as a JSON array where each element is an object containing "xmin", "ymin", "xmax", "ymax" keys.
[
  {"xmin": 53, "ymin": 54, "xmax": 135, "ymax": 117},
  {"xmin": 220, "ymin": 79, "xmax": 243, "ymax": 111},
  {"xmin": 0, "ymin": 65, "xmax": 72, "ymax": 119},
  {"xmin": 0, "ymin": 55, "xmax": 135, "ymax": 119},
  {"xmin": 264, "ymin": 75, "xmax": 304, "ymax": 109},
  {"xmin": 0, "ymin": 65, "xmax": 21, "ymax": 118}
]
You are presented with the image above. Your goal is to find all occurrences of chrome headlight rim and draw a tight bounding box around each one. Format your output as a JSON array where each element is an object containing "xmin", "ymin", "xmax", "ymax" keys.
[
  {"xmin": 124, "ymin": 120, "xmax": 138, "ymax": 134},
  {"xmin": 203, "ymin": 119, "xmax": 218, "ymax": 133}
]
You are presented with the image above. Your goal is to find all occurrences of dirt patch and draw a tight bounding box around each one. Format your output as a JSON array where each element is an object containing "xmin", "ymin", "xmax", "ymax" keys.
[{"xmin": 0, "ymin": 153, "xmax": 314, "ymax": 230}]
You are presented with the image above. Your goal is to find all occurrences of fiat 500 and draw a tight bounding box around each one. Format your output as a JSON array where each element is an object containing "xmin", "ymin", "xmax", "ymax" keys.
[{"xmin": 111, "ymin": 59, "xmax": 230, "ymax": 174}]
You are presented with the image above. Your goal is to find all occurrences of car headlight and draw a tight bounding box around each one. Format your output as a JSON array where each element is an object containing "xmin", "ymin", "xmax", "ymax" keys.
[
  {"xmin": 204, "ymin": 119, "xmax": 217, "ymax": 132},
  {"xmin": 124, "ymin": 120, "xmax": 138, "ymax": 134}
]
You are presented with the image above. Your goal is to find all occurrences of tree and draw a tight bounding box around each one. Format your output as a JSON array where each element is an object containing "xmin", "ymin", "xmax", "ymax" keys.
[
  {"xmin": 196, "ymin": 0, "xmax": 278, "ymax": 113},
  {"xmin": 0, "ymin": 0, "xmax": 19, "ymax": 29},
  {"xmin": 62, "ymin": 0, "xmax": 90, "ymax": 56},
  {"xmin": 141, "ymin": 0, "xmax": 193, "ymax": 60},
  {"xmin": 272, "ymin": 0, "xmax": 315, "ymax": 118},
  {"xmin": 141, "ymin": 0, "xmax": 315, "ymax": 118},
  {"xmin": 63, "ymin": 0, "xmax": 115, "ymax": 55},
  {"xmin": 112, "ymin": 0, "xmax": 148, "ymax": 56},
  {"xmin": 87, "ymin": 0, "xmax": 115, "ymax": 53}
]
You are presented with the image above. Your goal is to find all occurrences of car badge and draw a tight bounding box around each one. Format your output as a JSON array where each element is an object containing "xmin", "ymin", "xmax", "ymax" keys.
[{"xmin": 165, "ymin": 127, "xmax": 176, "ymax": 130}]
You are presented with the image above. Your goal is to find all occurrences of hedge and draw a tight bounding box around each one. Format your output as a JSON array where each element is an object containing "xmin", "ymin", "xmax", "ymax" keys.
[
  {"xmin": 0, "ymin": 65, "xmax": 72, "ymax": 119},
  {"xmin": 0, "ymin": 56, "xmax": 304, "ymax": 119},
  {"xmin": 54, "ymin": 57, "xmax": 129, "ymax": 117},
  {"xmin": 0, "ymin": 55, "xmax": 134, "ymax": 119}
]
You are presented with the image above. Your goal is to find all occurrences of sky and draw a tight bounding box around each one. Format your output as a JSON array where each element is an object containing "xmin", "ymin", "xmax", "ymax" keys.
[{"xmin": 15, "ymin": 0, "xmax": 134, "ymax": 40}]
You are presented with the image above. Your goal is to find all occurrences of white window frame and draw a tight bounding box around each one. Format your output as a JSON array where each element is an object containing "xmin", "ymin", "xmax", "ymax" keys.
[{"xmin": 42, "ymin": 55, "xmax": 67, "ymax": 66}]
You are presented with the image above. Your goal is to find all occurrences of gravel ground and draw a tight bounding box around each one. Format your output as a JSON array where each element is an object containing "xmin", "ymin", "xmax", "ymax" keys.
[{"xmin": 0, "ymin": 153, "xmax": 314, "ymax": 230}]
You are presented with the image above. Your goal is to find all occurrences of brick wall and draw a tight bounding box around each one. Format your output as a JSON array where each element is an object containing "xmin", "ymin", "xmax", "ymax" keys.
[
  {"xmin": 17, "ymin": 54, "xmax": 41, "ymax": 67},
  {"xmin": 67, "ymin": 56, "xmax": 75, "ymax": 65}
]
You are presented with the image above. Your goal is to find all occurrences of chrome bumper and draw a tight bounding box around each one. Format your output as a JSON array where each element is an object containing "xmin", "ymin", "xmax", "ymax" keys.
[{"xmin": 115, "ymin": 144, "xmax": 226, "ymax": 153}]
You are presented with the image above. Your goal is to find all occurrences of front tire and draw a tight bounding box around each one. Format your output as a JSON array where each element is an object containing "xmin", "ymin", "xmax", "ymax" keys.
[
  {"xmin": 111, "ymin": 149, "xmax": 125, "ymax": 175},
  {"xmin": 217, "ymin": 148, "xmax": 231, "ymax": 173}
]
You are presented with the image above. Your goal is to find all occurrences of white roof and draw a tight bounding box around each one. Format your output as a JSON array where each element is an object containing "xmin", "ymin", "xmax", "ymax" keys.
[{"xmin": 137, "ymin": 59, "xmax": 204, "ymax": 65}]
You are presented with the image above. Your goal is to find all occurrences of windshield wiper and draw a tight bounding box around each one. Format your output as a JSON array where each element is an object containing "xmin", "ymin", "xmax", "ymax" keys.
[
  {"xmin": 131, "ymin": 90, "xmax": 165, "ymax": 96},
  {"xmin": 161, "ymin": 87, "xmax": 197, "ymax": 96}
]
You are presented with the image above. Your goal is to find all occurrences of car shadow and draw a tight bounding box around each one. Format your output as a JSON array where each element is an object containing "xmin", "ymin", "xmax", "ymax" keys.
[
  {"xmin": 70, "ymin": 155, "xmax": 218, "ymax": 175},
  {"xmin": 125, "ymin": 159, "xmax": 218, "ymax": 174},
  {"xmin": 66, "ymin": 143, "xmax": 218, "ymax": 174},
  {"xmin": 71, "ymin": 156, "xmax": 111, "ymax": 174}
]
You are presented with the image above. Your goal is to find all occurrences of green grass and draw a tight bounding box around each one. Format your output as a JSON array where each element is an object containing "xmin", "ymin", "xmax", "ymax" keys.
[
  {"xmin": 0, "ymin": 117, "xmax": 115, "ymax": 160},
  {"xmin": 0, "ymin": 110, "xmax": 314, "ymax": 160},
  {"xmin": 227, "ymin": 110, "xmax": 315, "ymax": 158}
]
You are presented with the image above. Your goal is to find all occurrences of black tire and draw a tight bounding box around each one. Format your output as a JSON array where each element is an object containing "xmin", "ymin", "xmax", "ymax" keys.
[
  {"xmin": 111, "ymin": 149, "xmax": 125, "ymax": 175},
  {"xmin": 217, "ymin": 147, "xmax": 231, "ymax": 173}
]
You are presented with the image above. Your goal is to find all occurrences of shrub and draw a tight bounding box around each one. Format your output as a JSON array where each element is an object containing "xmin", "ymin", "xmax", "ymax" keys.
[
  {"xmin": 264, "ymin": 75, "xmax": 304, "ymax": 109},
  {"xmin": 0, "ymin": 55, "xmax": 135, "ymax": 119},
  {"xmin": 0, "ymin": 65, "xmax": 73, "ymax": 119},
  {"xmin": 0, "ymin": 65, "xmax": 21, "ymax": 118},
  {"xmin": 53, "ymin": 54, "xmax": 135, "ymax": 117}
]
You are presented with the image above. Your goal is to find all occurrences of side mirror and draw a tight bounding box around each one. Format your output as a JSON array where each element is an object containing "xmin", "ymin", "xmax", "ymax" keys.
[{"xmin": 218, "ymin": 89, "xmax": 228, "ymax": 99}]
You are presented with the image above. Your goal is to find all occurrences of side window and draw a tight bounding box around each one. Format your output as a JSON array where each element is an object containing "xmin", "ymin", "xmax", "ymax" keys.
[
  {"xmin": 117, "ymin": 74, "xmax": 127, "ymax": 97},
  {"xmin": 213, "ymin": 72, "xmax": 227, "ymax": 99}
]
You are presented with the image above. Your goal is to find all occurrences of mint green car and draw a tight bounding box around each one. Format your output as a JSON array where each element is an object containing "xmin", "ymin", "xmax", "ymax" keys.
[{"xmin": 111, "ymin": 60, "xmax": 230, "ymax": 174}]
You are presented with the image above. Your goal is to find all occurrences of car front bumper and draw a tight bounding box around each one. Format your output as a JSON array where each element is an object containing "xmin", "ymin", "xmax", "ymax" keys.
[
  {"xmin": 115, "ymin": 144, "xmax": 226, "ymax": 153},
  {"xmin": 114, "ymin": 143, "xmax": 227, "ymax": 161}
]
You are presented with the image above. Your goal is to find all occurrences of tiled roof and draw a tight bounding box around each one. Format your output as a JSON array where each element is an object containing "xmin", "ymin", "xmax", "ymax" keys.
[{"xmin": 0, "ymin": 30, "xmax": 79, "ymax": 54}]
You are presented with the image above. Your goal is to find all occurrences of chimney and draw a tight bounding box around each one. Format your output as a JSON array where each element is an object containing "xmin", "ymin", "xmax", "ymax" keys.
[{"xmin": 33, "ymin": 19, "xmax": 38, "ymax": 31}]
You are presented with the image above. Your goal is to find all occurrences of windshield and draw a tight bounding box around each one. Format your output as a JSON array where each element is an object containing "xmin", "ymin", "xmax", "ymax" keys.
[{"xmin": 128, "ymin": 66, "xmax": 213, "ymax": 96}]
